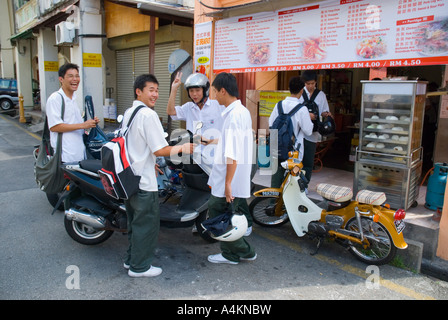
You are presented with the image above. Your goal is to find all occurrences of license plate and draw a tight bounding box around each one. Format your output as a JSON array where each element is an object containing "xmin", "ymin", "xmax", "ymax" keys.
[{"xmin": 394, "ymin": 220, "xmax": 405, "ymax": 234}]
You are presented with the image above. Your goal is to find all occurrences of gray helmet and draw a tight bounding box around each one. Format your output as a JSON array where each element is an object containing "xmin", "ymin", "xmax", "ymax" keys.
[{"xmin": 185, "ymin": 73, "xmax": 210, "ymax": 102}]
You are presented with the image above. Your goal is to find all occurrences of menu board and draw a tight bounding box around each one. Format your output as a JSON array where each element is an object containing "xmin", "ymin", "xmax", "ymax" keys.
[{"xmin": 213, "ymin": 0, "xmax": 448, "ymax": 73}]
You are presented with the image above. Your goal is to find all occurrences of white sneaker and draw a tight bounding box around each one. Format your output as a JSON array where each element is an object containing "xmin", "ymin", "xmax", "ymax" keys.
[
  {"xmin": 123, "ymin": 263, "xmax": 130, "ymax": 270},
  {"xmin": 244, "ymin": 226, "xmax": 252, "ymax": 236},
  {"xmin": 207, "ymin": 253, "xmax": 238, "ymax": 265},
  {"xmin": 240, "ymin": 253, "xmax": 257, "ymax": 261},
  {"xmin": 128, "ymin": 266, "xmax": 162, "ymax": 277}
]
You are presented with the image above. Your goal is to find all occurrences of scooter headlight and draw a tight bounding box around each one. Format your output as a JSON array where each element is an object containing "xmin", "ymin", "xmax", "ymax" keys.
[{"xmin": 291, "ymin": 165, "xmax": 301, "ymax": 176}]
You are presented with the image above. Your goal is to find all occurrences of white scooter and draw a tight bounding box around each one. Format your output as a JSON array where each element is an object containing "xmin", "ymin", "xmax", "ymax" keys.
[{"xmin": 249, "ymin": 150, "xmax": 408, "ymax": 265}]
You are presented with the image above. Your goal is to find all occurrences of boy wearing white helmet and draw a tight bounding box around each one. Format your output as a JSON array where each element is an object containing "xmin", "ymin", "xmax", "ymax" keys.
[{"xmin": 167, "ymin": 72, "xmax": 225, "ymax": 140}]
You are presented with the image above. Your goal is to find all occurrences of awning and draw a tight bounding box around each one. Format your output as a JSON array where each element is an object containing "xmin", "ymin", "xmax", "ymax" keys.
[
  {"xmin": 9, "ymin": 29, "xmax": 34, "ymax": 44},
  {"xmin": 109, "ymin": 0, "xmax": 194, "ymax": 25}
]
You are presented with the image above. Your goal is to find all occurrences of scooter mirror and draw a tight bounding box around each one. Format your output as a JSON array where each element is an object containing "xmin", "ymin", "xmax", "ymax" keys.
[
  {"xmin": 195, "ymin": 121, "xmax": 203, "ymax": 134},
  {"xmin": 117, "ymin": 115, "xmax": 123, "ymax": 123}
]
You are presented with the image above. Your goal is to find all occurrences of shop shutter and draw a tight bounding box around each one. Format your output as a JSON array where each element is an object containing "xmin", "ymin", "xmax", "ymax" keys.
[
  {"xmin": 116, "ymin": 43, "xmax": 182, "ymax": 131},
  {"xmin": 154, "ymin": 41, "xmax": 181, "ymax": 131},
  {"xmin": 116, "ymin": 48, "xmax": 135, "ymax": 116}
]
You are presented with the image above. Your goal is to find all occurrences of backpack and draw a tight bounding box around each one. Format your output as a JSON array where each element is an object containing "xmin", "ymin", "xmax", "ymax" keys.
[
  {"xmin": 269, "ymin": 100, "xmax": 305, "ymax": 161},
  {"xmin": 98, "ymin": 105, "xmax": 145, "ymax": 200},
  {"xmin": 302, "ymin": 89, "xmax": 320, "ymax": 132}
]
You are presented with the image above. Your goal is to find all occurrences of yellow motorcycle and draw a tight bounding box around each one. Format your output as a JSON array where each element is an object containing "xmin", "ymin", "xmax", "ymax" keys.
[{"xmin": 249, "ymin": 151, "xmax": 407, "ymax": 265}]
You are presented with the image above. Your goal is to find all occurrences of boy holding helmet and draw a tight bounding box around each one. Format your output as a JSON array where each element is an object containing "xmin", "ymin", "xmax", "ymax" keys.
[{"xmin": 204, "ymin": 72, "xmax": 256, "ymax": 265}]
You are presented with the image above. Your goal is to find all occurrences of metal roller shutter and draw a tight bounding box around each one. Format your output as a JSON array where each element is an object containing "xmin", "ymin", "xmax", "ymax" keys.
[
  {"xmin": 154, "ymin": 41, "xmax": 181, "ymax": 131},
  {"xmin": 116, "ymin": 43, "xmax": 182, "ymax": 131},
  {"xmin": 116, "ymin": 48, "xmax": 134, "ymax": 116}
]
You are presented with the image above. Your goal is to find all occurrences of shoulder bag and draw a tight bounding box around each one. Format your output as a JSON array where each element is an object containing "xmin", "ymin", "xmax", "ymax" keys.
[{"xmin": 34, "ymin": 93, "xmax": 67, "ymax": 194}]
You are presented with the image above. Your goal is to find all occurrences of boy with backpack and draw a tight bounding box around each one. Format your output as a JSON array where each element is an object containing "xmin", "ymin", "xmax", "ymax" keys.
[
  {"xmin": 300, "ymin": 71, "xmax": 332, "ymax": 184},
  {"xmin": 123, "ymin": 74, "xmax": 195, "ymax": 278},
  {"xmin": 269, "ymin": 77, "xmax": 314, "ymax": 188}
]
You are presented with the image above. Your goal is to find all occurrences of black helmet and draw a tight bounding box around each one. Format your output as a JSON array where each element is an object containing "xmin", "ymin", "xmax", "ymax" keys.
[{"xmin": 318, "ymin": 116, "xmax": 335, "ymax": 136}]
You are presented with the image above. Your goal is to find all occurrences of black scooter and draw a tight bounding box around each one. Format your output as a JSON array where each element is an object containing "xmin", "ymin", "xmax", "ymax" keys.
[{"xmin": 60, "ymin": 124, "xmax": 214, "ymax": 245}]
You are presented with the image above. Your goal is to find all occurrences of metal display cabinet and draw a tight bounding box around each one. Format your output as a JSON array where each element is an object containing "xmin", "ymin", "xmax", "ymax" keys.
[
  {"xmin": 354, "ymin": 80, "xmax": 427, "ymax": 210},
  {"xmin": 354, "ymin": 158, "xmax": 422, "ymax": 210}
]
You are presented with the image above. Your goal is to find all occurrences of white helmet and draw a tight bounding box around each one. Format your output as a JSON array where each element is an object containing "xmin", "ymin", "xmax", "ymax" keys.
[
  {"xmin": 201, "ymin": 208, "xmax": 248, "ymax": 242},
  {"xmin": 185, "ymin": 73, "xmax": 210, "ymax": 102},
  {"xmin": 213, "ymin": 213, "xmax": 248, "ymax": 242}
]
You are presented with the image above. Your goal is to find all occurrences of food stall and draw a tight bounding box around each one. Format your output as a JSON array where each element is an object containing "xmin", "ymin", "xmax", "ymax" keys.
[{"xmin": 354, "ymin": 80, "xmax": 427, "ymax": 209}]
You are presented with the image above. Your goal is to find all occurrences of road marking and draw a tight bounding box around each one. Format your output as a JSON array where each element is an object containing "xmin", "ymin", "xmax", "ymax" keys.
[
  {"xmin": 254, "ymin": 228, "xmax": 436, "ymax": 300},
  {"xmin": 0, "ymin": 114, "xmax": 41, "ymax": 140}
]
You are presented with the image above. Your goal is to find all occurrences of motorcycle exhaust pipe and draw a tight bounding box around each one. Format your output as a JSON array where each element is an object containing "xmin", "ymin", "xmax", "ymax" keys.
[{"xmin": 65, "ymin": 208, "xmax": 106, "ymax": 229}]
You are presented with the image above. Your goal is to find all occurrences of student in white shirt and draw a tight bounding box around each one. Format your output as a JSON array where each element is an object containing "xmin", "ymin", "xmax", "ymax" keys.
[
  {"xmin": 46, "ymin": 63, "xmax": 99, "ymax": 163},
  {"xmin": 299, "ymin": 71, "xmax": 332, "ymax": 184},
  {"xmin": 124, "ymin": 74, "xmax": 194, "ymax": 278},
  {"xmin": 269, "ymin": 77, "xmax": 314, "ymax": 188},
  {"xmin": 205, "ymin": 72, "xmax": 256, "ymax": 265},
  {"xmin": 167, "ymin": 72, "xmax": 225, "ymax": 141}
]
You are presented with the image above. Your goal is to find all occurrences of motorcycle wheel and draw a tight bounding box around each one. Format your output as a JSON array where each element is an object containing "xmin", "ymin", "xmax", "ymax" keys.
[
  {"xmin": 195, "ymin": 210, "xmax": 217, "ymax": 243},
  {"xmin": 345, "ymin": 216, "xmax": 397, "ymax": 265},
  {"xmin": 64, "ymin": 216, "xmax": 114, "ymax": 245},
  {"xmin": 249, "ymin": 196, "xmax": 289, "ymax": 227}
]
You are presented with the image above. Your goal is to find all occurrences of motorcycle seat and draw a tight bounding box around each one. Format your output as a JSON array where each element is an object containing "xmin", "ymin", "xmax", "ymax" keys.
[
  {"xmin": 316, "ymin": 183, "xmax": 353, "ymax": 203},
  {"xmin": 356, "ymin": 189, "xmax": 386, "ymax": 206},
  {"xmin": 79, "ymin": 159, "xmax": 102, "ymax": 173}
]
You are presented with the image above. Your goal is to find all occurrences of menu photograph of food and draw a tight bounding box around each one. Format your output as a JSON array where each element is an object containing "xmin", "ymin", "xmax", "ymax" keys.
[{"xmin": 212, "ymin": 0, "xmax": 448, "ymax": 73}]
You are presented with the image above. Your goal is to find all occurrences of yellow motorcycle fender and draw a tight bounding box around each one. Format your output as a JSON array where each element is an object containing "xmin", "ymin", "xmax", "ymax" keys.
[
  {"xmin": 253, "ymin": 188, "xmax": 282, "ymax": 198},
  {"xmin": 252, "ymin": 187, "xmax": 284, "ymax": 217},
  {"xmin": 376, "ymin": 209, "xmax": 408, "ymax": 249}
]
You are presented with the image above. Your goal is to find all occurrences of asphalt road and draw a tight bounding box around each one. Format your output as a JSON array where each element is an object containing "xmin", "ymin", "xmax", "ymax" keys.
[{"xmin": 1, "ymin": 113, "xmax": 447, "ymax": 306}]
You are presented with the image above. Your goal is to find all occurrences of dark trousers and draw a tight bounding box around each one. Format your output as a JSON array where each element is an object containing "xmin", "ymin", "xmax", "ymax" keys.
[
  {"xmin": 124, "ymin": 190, "xmax": 160, "ymax": 273},
  {"xmin": 270, "ymin": 161, "xmax": 286, "ymax": 189},
  {"xmin": 208, "ymin": 195, "xmax": 255, "ymax": 262},
  {"xmin": 302, "ymin": 139, "xmax": 317, "ymax": 184}
]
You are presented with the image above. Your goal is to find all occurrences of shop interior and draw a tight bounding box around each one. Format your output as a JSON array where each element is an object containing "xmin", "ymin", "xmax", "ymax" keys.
[{"xmin": 275, "ymin": 65, "xmax": 445, "ymax": 178}]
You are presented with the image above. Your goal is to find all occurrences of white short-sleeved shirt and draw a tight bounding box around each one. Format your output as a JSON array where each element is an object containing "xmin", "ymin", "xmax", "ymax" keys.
[
  {"xmin": 208, "ymin": 100, "xmax": 253, "ymax": 199},
  {"xmin": 46, "ymin": 89, "xmax": 86, "ymax": 163},
  {"xmin": 171, "ymin": 98, "xmax": 225, "ymax": 139},
  {"xmin": 299, "ymin": 88, "xmax": 330, "ymax": 143},
  {"xmin": 123, "ymin": 101, "xmax": 169, "ymax": 192},
  {"xmin": 269, "ymin": 96, "xmax": 314, "ymax": 161}
]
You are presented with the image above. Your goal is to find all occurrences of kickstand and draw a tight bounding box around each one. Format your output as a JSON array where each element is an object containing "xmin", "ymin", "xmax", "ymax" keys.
[{"xmin": 310, "ymin": 237, "xmax": 323, "ymax": 256}]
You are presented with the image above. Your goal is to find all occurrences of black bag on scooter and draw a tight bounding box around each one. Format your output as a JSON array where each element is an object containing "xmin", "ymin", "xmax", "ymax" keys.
[{"xmin": 83, "ymin": 95, "xmax": 108, "ymax": 160}]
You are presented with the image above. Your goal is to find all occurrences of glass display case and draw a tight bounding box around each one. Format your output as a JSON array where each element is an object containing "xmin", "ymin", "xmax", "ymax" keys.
[{"xmin": 354, "ymin": 80, "xmax": 427, "ymax": 210}]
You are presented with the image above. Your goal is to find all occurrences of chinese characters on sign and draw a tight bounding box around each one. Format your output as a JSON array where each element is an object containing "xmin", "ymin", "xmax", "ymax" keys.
[{"xmin": 194, "ymin": 22, "xmax": 212, "ymax": 77}]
